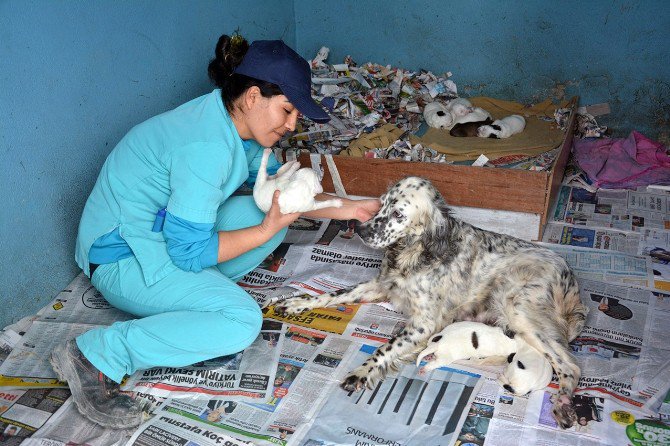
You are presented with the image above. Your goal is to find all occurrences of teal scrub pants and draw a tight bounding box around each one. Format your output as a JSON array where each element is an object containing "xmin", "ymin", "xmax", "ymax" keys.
[{"xmin": 76, "ymin": 196, "xmax": 285, "ymax": 383}]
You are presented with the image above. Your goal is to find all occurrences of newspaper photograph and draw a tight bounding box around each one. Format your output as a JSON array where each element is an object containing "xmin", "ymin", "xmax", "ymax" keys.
[
  {"xmin": 126, "ymin": 326, "xmax": 359, "ymax": 446},
  {"xmin": 0, "ymin": 388, "xmax": 70, "ymax": 446},
  {"xmin": 125, "ymin": 407, "xmax": 251, "ymax": 446},
  {"xmin": 543, "ymin": 222, "xmax": 642, "ymax": 255},
  {"xmin": 453, "ymin": 373, "xmax": 670, "ymax": 446},
  {"xmin": 552, "ymin": 185, "xmax": 670, "ymax": 232},
  {"xmin": 292, "ymin": 344, "xmax": 483, "ymax": 446},
  {"xmin": 540, "ymin": 242, "xmax": 653, "ymax": 287},
  {"xmin": 564, "ymin": 279, "xmax": 670, "ymax": 413}
]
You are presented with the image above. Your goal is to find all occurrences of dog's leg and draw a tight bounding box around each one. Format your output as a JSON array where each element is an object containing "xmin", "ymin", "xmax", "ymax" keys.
[
  {"xmin": 269, "ymin": 161, "xmax": 300, "ymax": 179},
  {"xmin": 342, "ymin": 321, "xmax": 437, "ymax": 392},
  {"xmin": 274, "ymin": 280, "xmax": 386, "ymax": 315},
  {"xmin": 307, "ymin": 198, "xmax": 343, "ymax": 211},
  {"xmin": 513, "ymin": 321, "xmax": 580, "ymax": 429}
]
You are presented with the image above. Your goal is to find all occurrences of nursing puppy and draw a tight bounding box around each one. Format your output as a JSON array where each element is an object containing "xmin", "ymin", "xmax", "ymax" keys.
[
  {"xmin": 478, "ymin": 114, "xmax": 526, "ymax": 138},
  {"xmin": 445, "ymin": 98, "xmax": 473, "ymax": 118},
  {"xmin": 452, "ymin": 106, "xmax": 492, "ymax": 126},
  {"xmin": 416, "ymin": 321, "xmax": 553, "ymax": 396},
  {"xmin": 449, "ymin": 118, "xmax": 494, "ymax": 137},
  {"xmin": 253, "ymin": 149, "xmax": 342, "ymax": 214},
  {"xmin": 275, "ymin": 177, "xmax": 587, "ymax": 428}
]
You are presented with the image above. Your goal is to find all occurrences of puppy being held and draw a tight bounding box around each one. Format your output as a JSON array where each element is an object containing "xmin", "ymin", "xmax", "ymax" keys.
[
  {"xmin": 253, "ymin": 148, "xmax": 342, "ymax": 214},
  {"xmin": 416, "ymin": 321, "xmax": 552, "ymax": 396},
  {"xmin": 477, "ymin": 114, "xmax": 526, "ymax": 139},
  {"xmin": 275, "ymin": 176, "xmax": 587, "ymax": 428}
]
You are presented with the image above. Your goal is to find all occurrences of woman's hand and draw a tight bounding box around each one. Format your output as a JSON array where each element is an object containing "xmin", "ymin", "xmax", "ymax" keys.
[
  {"xmin": 349, "ymin": 198, "xmax": 381, "ymax": 222},
  {"xmin": 301, "ymin": 195, "xmax": 381, "ymax": 222},
  {"xmin": 259, "ymin": 190, "xmax": 301, "ymax": 235}
]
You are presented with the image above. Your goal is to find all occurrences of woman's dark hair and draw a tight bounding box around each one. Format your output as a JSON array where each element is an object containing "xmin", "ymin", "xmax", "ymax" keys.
[{"xmin": 207, "ymin": 33, "xmax": 283, "ymax": 114}]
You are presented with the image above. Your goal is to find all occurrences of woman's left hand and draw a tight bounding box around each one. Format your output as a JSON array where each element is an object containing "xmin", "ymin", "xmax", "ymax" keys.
[
  {"xmin": 348, "ymin": 198, "xmax": 381, "ymax": 222},
  {"xmin": 304, "ymin": 195, "xmax": 381, "ymax": 222}
]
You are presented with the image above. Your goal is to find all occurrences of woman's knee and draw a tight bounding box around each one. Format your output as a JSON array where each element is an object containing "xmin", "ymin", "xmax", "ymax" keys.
[
  {"xmin": 266, "ymin": 226, "xmax": 288, "ymax": 252},
  {"xmin": 222, "ymin": 294, "xmax": 263, "ymax": 348}
]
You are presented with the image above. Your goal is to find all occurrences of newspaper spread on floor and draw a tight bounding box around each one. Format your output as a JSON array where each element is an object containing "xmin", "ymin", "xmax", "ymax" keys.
[{"xmin": 1, "ymin": 211, "xmax": 669, "ymax": 445}]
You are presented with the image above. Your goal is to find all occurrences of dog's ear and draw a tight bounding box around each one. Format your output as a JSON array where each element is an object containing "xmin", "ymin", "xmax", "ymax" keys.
[{"xmin": 421, "ymin": 191, "xmax": 453, "ymax": 258}]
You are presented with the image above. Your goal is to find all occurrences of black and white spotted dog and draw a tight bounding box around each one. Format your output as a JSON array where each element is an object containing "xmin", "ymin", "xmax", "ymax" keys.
[{"xmin": 275, "ymin": 177, "xmax": 588, "ymax": 428}]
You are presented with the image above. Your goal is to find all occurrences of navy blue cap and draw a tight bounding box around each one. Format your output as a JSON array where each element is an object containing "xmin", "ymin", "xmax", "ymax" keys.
[{"xmin": 234, "ymin": 40, "xmax": 330, "ymax": 123}]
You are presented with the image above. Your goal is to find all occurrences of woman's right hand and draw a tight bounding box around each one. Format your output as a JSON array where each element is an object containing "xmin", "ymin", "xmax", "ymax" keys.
[{"xmin": 259, "ymin": 190, "xmax": 301, "ymax": 235}]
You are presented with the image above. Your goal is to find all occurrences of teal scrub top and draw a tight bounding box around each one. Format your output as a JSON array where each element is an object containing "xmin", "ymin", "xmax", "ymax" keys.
[{"xmin": 75, "ymin": 89, "xmax": 276, "ymax": 286}]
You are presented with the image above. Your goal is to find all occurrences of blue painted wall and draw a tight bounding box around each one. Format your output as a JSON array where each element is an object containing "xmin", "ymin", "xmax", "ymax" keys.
[
  {"xmin": 294, "ymin": 0, "xmax": 670, "ymax": 139},
  {"xmin": 2, "ymin": 1, "xmax": 669, "ymax": 328},
  {"xmin": 0, "ymin": 0, "xmax": 295, "ymax": 329}
]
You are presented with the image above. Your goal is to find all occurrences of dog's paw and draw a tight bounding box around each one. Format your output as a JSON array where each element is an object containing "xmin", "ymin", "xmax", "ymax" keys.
[
  {"xmin": 341, "ymin": 370, "xmax": 371, "ymax": 392},
  {"xmin": 273, "ymin": 296, "xmax": 316, "ymax": 316},
  {"xmin": 340, "ymin": 365, "xmax": 382, "ymax": 392},
  {"xmin": 552, "ymin": 393, "xmax": 578, "ymax": 429}
]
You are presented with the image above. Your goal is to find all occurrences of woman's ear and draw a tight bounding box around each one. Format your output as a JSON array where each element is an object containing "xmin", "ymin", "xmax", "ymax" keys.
[{"xmin": 244, "ymin": 86, "xmax": 262, "ymax": 111}]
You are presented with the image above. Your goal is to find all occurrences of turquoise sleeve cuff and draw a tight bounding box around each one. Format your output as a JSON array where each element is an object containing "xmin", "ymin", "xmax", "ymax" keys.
[
  {"xmin": 198, "ymin": 233, "xmax": 219, "ymax": 269},
  {"xmin": 164, "ymin": 212, "xmax": 216, "ymax": 272}
]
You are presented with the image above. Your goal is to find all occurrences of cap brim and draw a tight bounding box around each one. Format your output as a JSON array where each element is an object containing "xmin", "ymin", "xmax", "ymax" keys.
[{"xmin": 281, "ymin": 85, "xmax": 331, "ymax": 123}]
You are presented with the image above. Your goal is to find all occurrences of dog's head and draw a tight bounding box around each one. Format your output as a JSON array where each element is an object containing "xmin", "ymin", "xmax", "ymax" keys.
[
  {"xmin": 358, "ymin": 177, "xmax": 451, "ymax": 252},
  {"xmin": 498, "ymin": 342, "xmax": 553, "ymax": 396}
]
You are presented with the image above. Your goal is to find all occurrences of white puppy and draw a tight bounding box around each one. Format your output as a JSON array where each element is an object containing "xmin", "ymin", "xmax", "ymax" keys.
[
  {"xmin": 423, "ymin": 101, "xmax": 454, "ymax": 129},
  {"xmin": 416, "ymin": 321, "xmax": 552, "ymax": 395},
  {"xmin": 452, "ymin": 106, "xmax": 492, "ymax": 126},
  {"xmin": 499, "ymin": 341, "xmax": 554, "ymax": 396},
  {"xmin": 253, "ymin": 149, "xmax": 343, "ymax": 214},
  {"xmin": 477, "ymin": 114, "xmax": 526, "ymax": 138},
  {"xmin": 446, "ymin": 97, "xmax": 473, "ymax": 118}
]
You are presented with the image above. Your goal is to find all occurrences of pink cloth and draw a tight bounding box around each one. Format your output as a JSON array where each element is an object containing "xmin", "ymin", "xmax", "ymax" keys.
[{"xmin": 572, "ymin": 131, "xmax": 670, "ymax": 189}]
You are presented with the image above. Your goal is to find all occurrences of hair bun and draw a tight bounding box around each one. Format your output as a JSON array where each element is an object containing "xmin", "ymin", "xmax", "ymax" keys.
[{"xmin": 208, "ymin": 32, "xmax": 249, "ymax": 87}]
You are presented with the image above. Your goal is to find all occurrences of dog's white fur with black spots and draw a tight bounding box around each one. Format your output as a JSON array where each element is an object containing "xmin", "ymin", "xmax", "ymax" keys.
[{"xmin": 274, "ymin": 177, "xmax": 588, "ymax": 428}]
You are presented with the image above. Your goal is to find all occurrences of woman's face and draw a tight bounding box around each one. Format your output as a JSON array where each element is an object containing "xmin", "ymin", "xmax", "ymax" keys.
[{"xmin": 236, "ymin": 88, "xmax": 299, "ymax": 147}]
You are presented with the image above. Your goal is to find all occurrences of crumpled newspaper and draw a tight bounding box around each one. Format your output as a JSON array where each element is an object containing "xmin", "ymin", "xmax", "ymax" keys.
[
  {"xmin": 279, "ymin": 47, "xmax": 458, "ymax": 155},
  {"xmin": 365, "ymin": 139, "xmax": 449, "ymax": 163},
  {"xmin": 555, "ymin": 108, "xmax": 609, "ymax": 139}
]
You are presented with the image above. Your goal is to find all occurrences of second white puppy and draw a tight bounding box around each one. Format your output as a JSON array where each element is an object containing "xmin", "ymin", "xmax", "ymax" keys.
[
  {"xmin": 253, "ymin": 149, "xmax": 343, "ymax": 214},
  {"xmin": 416, "ymin": 321, "xmax": 552, "ymax": 395},
  {"xmin": 477, "ymin": 114, "xmax": 526, "ymax": 138}
]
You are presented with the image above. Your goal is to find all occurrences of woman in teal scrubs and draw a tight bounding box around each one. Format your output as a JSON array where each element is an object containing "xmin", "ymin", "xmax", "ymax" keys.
[{"xmin": 50, "ymin": 34, "xmax": 380, "ymax": 428}]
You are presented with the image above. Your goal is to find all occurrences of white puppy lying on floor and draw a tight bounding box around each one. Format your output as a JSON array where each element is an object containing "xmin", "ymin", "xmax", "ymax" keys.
[
  {"xmin": 416, "ymin": 321, "xmax": 553, "ymax": 396},
  {"xmin": 423, "ymin": 101, "xmax": 454, "ymax": 129},
  {"xmin": 424, "ymin": 98, "xmax": 493, "ymax": 131},
  {"xmin": 477, "ymin": 114, "xmax": 526, "ymax": 138},
  {"xmin": 253, "ymin": 148, "xmax": 343, "ymax": 214}
]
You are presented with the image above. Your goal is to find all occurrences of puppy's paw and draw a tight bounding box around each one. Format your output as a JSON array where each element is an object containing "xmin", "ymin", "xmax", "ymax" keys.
[
  {"xmin": 552, "ymin": 393, "xmax": 578, "ymax": 429},
  {"xmin": 341, "ymin": 366, "xmax": 378, "ymax": 392}
]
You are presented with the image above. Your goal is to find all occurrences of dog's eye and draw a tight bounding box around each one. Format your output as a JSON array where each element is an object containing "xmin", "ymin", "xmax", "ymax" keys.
[{"xmin": 392, "ymin": 210, "xmax": 404, "ymax": 220}]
